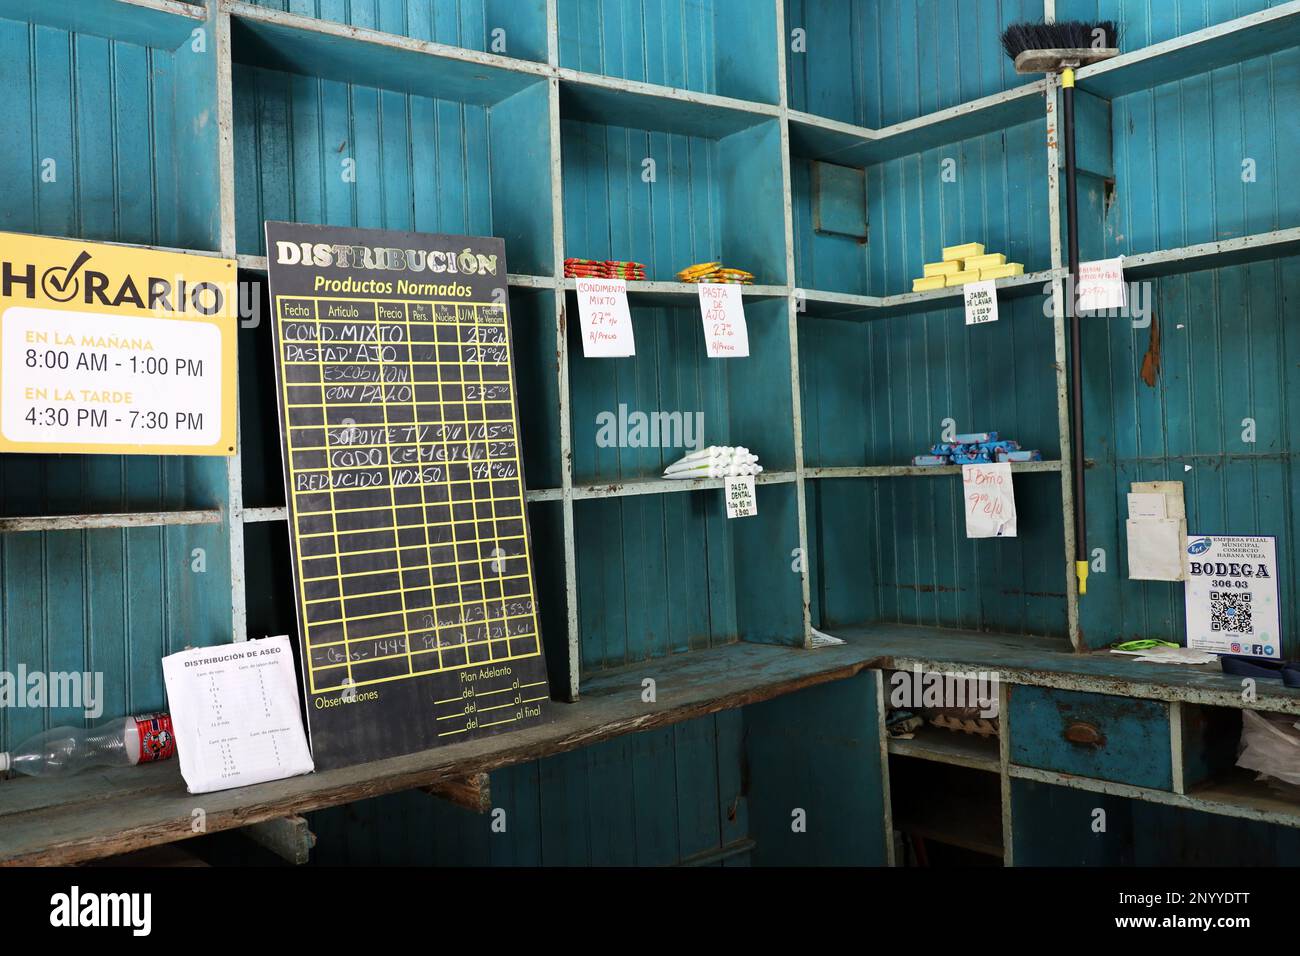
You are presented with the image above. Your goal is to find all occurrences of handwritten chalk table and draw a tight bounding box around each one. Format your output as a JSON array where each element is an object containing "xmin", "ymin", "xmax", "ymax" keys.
[{"xmin": 266, "ymin": 224, "xmax": 551, "ymax": 770}]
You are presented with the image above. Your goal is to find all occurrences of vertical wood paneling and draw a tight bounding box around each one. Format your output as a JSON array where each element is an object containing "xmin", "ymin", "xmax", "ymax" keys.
[
  {"xmin": 1106, "ymin": 49, "xmax": 1300, "ymax": 257},
  {"xmin": 785, "ymin": 0, "xmax": 1040, "ymax": 128},
  {"xmin": 557, "ymin": 0, "xmax": 779, "ymax": 103},
  {"xmin": 1058, "ymin": 0, "xmax": 1288, "ymax": 48},
  {"xmin": 561, "ymin": 118, "xmax": 721, "ymax": 281},
  {"xmin": 0, "ymin": 22, "xmax": 196, "ymax": 248},
  {"xmin": 307, "ymin": 711, "xmax": 746, "ymax": 866},
  {"xmin": 234, "ymin": 65, "xmax": 494, "ymax": 257},
  {"xmin": 244, "ymin": 0, "xmax": 549, "ymax": 61},
  {"xmin": 0, "ymin": 14, "xmax": 230, "ymax": 753},
  {"xmin": 1079, "ymin": 257, "xmax": 1300, "ymax": 655}
]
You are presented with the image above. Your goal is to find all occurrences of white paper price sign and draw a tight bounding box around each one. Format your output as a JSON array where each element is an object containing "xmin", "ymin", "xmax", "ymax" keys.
[
  {"xmin": 725, "ymin": 475, "xmax": 757, "ymax": 519},
  {"xmin": 962, "ymin": 462, "xmax": 1017, "ymax": 538},
  {"xmin": 1077, "ymin": 256, "xmax": 1126, "ymax": 312},
  {"xmin": 963, "ymin": 280, "xmax": 999, "ymax": 326},
  {"xmin": 697, "ymin": 283, "xmax": 749, "ymax": 358},
  {"xmin": 575, "ymin": 277, "xmax": 635, "ymax": 357}
]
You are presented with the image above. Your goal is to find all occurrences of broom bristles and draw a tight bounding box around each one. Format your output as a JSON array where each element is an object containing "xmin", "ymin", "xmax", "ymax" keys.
[{"xmin": 1001, "ymin": 20, "xmax": 1121, "ymax": 59}]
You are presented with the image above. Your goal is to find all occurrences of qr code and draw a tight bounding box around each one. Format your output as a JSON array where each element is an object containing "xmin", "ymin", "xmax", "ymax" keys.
[{"xmin": 1210, "ymin": 590, "xmax": 1253, "ymax": 632}]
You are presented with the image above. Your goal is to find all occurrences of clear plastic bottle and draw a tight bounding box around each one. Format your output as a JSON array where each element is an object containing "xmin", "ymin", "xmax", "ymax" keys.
[{"xmin": 0, "ymin": 713, "xmax": 175, "ymax": 778}]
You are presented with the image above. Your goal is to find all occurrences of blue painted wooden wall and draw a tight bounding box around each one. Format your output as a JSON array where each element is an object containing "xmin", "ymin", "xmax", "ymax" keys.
[
  {"xmin": 2, "ymin": 0, "xmax": 1298, "ymax": 866},
  {"xmin": 309, "ymin": 711, "xmax": 752, "ymax": 865},
  {"xmin": 0, "ymin": 11, "xmax": 230, "ymax": 752},
  {"xmin": 1073, "ymin": 20, "xmax": 1300, "ymax": 651},
  {"xmin": 245, "ymin": 0, "xmax": 550, "ymax": 61},
  {"xmin": 786, "ymin": 0, "xmax": 1042, "ymax": 127}
]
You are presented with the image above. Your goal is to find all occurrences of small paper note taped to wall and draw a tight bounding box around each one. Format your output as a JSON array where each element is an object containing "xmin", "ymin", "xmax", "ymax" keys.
[
  {"xmin": 1126, "ymin": 517, "xmax": 1186, "ymax": 581},
  {"xmin": 1125, "ymin": 480, "xmax": 1187, "ymax": 581},
  {"xmin": 962, "ymin": 462, "xmax": 1016, "ymax": 538}
]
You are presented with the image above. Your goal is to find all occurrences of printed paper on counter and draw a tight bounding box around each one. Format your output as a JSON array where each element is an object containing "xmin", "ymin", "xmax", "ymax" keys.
[
  {"xmin": 575, "ymin": 277, "xmax": 635, "ymax": 357},
  {"xmin": 725, "ymin": 474, "xmax": 757, "ymax": 519},
  {"xmin": 962, "ymin": 462, "xmax": 1017, "ymax": 538},
  {"xmin": 162, "ymin": 635, "xmax": 315, "ymax": 794},
  {"xmin": 697, "ymin": 283, "xmax": 750, "ymax": 358},
  {"xmin": 963, "ymin": 280, "xmax": 999, "ymax": 326}
]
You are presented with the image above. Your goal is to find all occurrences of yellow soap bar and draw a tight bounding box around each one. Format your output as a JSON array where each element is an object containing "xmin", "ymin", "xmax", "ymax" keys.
[
  {"xmin": 913, "ymin": 276, "xmax": 947, "ymax": 292},
  {"xmin": 945, "ymin": 270, "xmax": 982, "ymax": 287},
  {"xmin": 942, "ymin": 242, "xmax": 984, "ymax": 261},
  {"xmin": 923, "ymin": 261, "xmax": 962, "ymax": 277},
  {"xmin": 964, "ymin": 252, "xmax": 1006, "ymax": 270},
  {"xmin": 981, "ymin": 263, "xmax": 1025, "ymax": 280}
]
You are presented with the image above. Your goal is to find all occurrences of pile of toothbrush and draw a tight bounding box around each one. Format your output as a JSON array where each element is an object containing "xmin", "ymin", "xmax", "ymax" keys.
[
  {"xmin": 663, "ymin": 446, "xmax": 763, "ymax": 480},
  {"xmin": 912, "ymin": 431, "xmax": 1043, "ymax": 466}
]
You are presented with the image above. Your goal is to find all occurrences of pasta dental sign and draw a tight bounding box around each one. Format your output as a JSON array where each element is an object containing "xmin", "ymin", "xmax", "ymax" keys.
[
  {"xmin": 0, "ymin": 233, "xmax": 237, "ymax": 456},
  {"xmin": 1184, "ymin": 535, "xmax": 1281, "ymax": 659}
]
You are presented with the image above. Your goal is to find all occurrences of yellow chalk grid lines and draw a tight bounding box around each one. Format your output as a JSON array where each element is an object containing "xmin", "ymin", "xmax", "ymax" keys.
[{"xmin": 275, "ymin": 292, "xmax": 543, "ymax": 699}]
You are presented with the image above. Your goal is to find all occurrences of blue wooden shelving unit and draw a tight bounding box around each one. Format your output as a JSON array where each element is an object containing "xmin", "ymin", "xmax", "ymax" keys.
[{"xmin": 1, "ymin": 0, "xmax": 1299, "ymax": 866}]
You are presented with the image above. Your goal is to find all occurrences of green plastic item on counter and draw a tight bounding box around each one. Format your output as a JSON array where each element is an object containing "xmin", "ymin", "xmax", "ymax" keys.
[{"xmin": 1110, "ymin": 639, "xmax": 1181, "ymax": 652}]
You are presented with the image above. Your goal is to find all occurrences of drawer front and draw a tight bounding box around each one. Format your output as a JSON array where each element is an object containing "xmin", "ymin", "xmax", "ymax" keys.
[{"xmin": 1009, "ymin": 686, "xmax": 1173, "ymax": 790}]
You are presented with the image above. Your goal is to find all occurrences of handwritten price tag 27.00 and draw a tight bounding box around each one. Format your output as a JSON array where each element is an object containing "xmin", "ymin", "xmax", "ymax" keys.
[
  {"xmin": 575, "ymin": 278, "xmax": 635, "ymax": 357},
  {"xmin": 697, "ymin": 283, "xmax": 750, "ymax": 358},
  {"xmin": 962, "ymin": 462, "xmax": 1017, "ymax": 538}
]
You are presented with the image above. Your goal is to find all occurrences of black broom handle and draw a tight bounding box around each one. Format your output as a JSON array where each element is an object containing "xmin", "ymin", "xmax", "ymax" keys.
[{"xmin": 1063, "ymin": 71, "xmax": 1088, "ymax": 595}]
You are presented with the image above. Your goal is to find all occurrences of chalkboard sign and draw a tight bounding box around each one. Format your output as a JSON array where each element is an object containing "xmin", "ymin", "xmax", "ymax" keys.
[{"xmin": 264, "ymin": 222, "xmax": 550, "ymax": 771}]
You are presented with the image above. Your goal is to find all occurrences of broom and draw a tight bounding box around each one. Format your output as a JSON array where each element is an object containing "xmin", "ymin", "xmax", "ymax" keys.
[{"xmin": 1001, "ymin": 20, "xmax": 1119, "ymax": 600}]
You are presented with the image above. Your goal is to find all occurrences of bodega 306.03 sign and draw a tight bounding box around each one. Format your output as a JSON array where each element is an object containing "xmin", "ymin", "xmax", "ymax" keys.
[
  {"xmin": 1184, "ymin": 535, "xmax": 1282, "ymax": 659},
  {"xmin": 0, "ymin": 232, "xmax": 238, "ymax": 456}
]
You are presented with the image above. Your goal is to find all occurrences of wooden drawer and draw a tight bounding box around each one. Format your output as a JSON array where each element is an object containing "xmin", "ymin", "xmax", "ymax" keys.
[{"xmin": 1008, "ymin": 686, "xmax": 1173, "ymax": 790}]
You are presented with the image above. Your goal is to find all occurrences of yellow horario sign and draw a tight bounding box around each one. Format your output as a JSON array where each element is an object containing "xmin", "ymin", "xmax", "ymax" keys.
[{"xmin": 0, "ymin": 232, "xmax": 238, "ymax": 456}]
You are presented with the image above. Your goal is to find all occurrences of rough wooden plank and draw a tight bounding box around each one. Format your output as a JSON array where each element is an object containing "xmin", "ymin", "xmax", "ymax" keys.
[
  {"xmin": 1076, "ymin": 2, "xmax": 1300, "ymax": 99},
  {"xmin": 421, "ymin": 774, "xmax": 491, "ymax": 814},
  {"xmin": 0, "ymin": 510, "xmax": 223, "ymax": 533},
  {"xmin": 0, "ymin": 636, "xmax": 882, "ymax": 865},
  {"xmin": 7, "ymin": 623, "xmax": 1298, "ymax": 865},
  {"xmin": 844, "ymin": 623, "xmax": 1300, "ymax": 715},
  {"xmin": 786, "ymin": 81, "xmax": 1049, "ymax": 167},
  {"xmin": 807, "ymin": 462, "xmax": 1062, "ymax": 480},
  {"xmin": 85, "ymin": 844, "xmax": 210, "ymax": 867},
  {"xmin": 1121, "ymin": 228, "xmax": 1300, "ymax": 280},
  {"xmin": 886, "ymin": 726, "xmax": 1001, "ymax": 774},
  {"xmin": 572, "ymin": 471, "xmax": 797, "ymax": 500},
  {"xmin": 1011, "ymin": 764, "xmax": 1300, "ymax": 830},
  {"xmin": 225, "ymin": 0, "xmax": 545, "ymax": 106},
  {"xmin": 0, "ymin": 0, "xmax": 205, "ymax": 50},
  {"xmin": 556, "ymin": 69, "xmax": 778, "ymax": 139},
  {"xmin": 241, "ymin": 815, "xmax": 316, "ymax": 865}
]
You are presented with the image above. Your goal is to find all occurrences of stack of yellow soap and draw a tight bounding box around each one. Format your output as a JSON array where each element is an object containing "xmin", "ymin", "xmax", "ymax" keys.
[{"xmin": 911, "ymin": 243, "xmax": 1025, "ymax": 292}]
